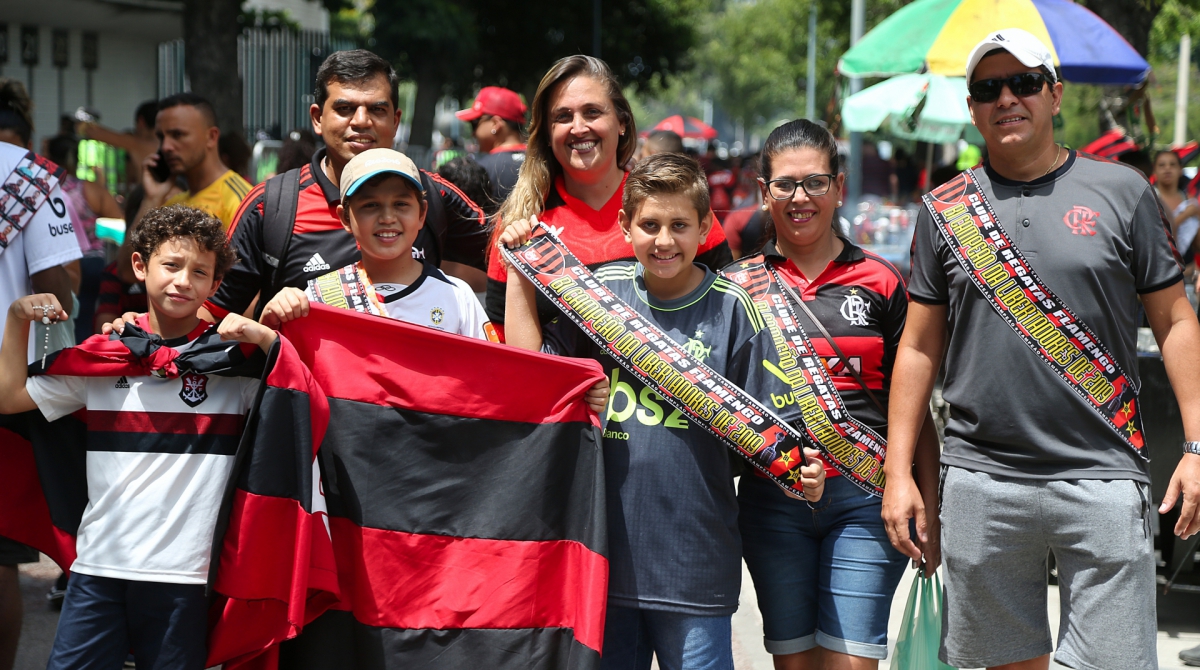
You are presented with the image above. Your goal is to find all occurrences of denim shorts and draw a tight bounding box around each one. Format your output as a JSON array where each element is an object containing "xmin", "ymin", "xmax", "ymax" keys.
[{"xmin": 738, "ymin": 474, "xmax": 907, "ymax": 659}]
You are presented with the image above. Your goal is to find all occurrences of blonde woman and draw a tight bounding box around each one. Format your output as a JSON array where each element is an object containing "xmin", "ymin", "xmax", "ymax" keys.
[{"xmin": 484, "ymin": 56, "xmax": 731, "ymax": 326}]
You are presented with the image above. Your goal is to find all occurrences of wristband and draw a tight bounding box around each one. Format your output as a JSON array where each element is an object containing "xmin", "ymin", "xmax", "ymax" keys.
[{"xmin": 1184, "ymin": 441, "xmax": 1200, "ymax": 456}]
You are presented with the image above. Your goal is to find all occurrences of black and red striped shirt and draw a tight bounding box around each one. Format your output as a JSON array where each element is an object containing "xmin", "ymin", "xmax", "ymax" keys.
[{"xmin": 726, "ymin": 238, "xmax": 907, "ymax": 478}]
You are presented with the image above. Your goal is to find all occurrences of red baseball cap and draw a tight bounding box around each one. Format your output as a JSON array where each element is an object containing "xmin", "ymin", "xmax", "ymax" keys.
[{"xmin": 456, "ymin": 86, "xmax": 527, "ymax": 125}]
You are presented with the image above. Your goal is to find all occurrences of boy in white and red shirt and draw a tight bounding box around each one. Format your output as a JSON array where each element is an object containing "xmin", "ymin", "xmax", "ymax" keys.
[{"xmin": 0, "ymin": 204, "xmax": 277, "ymax": 670}]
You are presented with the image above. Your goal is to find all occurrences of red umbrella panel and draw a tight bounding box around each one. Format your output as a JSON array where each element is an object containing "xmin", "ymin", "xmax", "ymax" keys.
[{"xmin": 650, "ymin": 115, "xmax": 719, "ymax": 140}]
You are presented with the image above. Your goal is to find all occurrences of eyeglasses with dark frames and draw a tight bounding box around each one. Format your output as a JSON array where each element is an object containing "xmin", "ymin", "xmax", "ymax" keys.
[
  {"xmin": 967, "ymin": 72, "xmax": 1050, "ymax": 103},
  {"xmin": 759, "ymin": 174, "xmax": 836, "ymax": 200}
]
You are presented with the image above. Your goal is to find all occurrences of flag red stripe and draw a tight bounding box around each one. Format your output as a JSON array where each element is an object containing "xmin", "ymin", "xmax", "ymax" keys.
[
  {"xmin": 87, "ymin": 410, "xmax": 244, "ymax": 436},
  {"xmin": 328, "ymin": 517, "xmax": 608, "ymax": 653},
  {"xmin": 280, "ymin": 305, "xmax": 603, "ymax": 426},
  {"xmin": 208, "ymin": 490, "xmax": 340, "ymax": 666},
  {"xmin": 0, "ymin": 428, "xmax": 77, "ymax": 569}
]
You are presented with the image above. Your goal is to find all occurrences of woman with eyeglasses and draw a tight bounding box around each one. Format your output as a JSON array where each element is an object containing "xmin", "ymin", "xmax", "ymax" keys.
[
  {"xmin": 724, "ymin": 119, "xmax": 941, "ymax": 670},
  {"xmin": 484, "ymin": 55, "xmax": 732, "ymax": 328}
]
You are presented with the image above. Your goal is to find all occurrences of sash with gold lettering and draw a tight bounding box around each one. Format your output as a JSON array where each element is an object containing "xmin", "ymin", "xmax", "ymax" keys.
[
  {"xmin": 923, "ymin": 169, "xmax": 1146, "ymax": 459},
  {"xmin": 305, "ymin": 263, "xmax": 385, "ymax": 316},
  {"xmin": 505, "ymin": 224, "xmax": 829, "ymax": 497},
  {"xmin": 723, "ymin": 258, "xmax": 887, "ymax": 495},
  {"xmin": 0, "ymin": 152, "xmax": 65, "ymax": 256}
]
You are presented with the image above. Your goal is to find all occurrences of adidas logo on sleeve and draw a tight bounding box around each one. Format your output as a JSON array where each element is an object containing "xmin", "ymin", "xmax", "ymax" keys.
[{"xmin": 303, "ymin": 253, "xmax": 331, "ymax": 273}]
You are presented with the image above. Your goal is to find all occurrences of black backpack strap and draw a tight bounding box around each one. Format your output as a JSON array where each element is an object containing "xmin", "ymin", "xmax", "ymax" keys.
[{"xmin": 258, "ymin": 168, "xmax": 302, "ymax": 311}]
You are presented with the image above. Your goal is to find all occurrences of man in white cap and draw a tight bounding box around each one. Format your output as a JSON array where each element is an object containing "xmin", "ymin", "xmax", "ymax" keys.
[{"xmin": 883, "ymin": 27, "xmax": 1200, "ymax": 670}]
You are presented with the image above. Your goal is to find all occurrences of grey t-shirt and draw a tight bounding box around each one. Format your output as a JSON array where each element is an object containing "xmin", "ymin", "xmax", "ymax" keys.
[
  {"xmin": 544, "ymin": 261, "xmax": 764, "ymax": 615},
  {"xmin": 909, "ymin": 151, "xmax": 1182, "ymax": 481}
]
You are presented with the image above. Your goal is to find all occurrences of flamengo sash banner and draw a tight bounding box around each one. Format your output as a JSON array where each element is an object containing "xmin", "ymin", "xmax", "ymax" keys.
[
  {"xmin": 0, "ymin": 152, "xmax": 65, "ymax": 254},
  {"xmin": 923, "ymin": 169, "xmax": 1146, "ymax": 459},
  {"xmin": 505, "ymin": 225, "xmax": 822, "ymax": 497},
  {"xmin": 307, "ymin": 263, "xmax": 385, "ymax": 316},
  {"xmin": 724, "ymin": 258, "xmax": 887, "ymax": 495}
]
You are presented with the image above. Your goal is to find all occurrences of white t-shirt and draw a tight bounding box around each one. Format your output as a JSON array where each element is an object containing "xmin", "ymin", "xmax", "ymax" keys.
[
  {"xmin": 0, "ymin": 143, "xmax": 83, "ymax": 315},
  {"xmin": 0, "ymin": 143, "xmax": 83, "ymax": 358},
  {"xmin": 26, "ymin": 331, "xmax": 258, "ymax": 584},
  {"xmin": 307, "ymin": 262, "xmax": 491, "ymax": 340}
]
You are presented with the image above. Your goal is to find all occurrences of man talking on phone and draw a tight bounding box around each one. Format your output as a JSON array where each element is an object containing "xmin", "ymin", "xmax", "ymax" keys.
[{"xmin": 119, "ymin": 94, "xmax": 250, "ymax": 252}]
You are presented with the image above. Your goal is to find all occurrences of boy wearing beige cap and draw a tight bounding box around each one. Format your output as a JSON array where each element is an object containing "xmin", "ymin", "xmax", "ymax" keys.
[{"xmin": 260, "ymin": 148, "xmax": 494, "ymax": 340}]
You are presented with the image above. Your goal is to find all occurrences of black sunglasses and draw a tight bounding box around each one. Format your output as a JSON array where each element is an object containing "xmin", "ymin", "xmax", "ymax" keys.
[{"xmin": 968, "ymin": 72, "xmax": 1050, "ymax": 103}]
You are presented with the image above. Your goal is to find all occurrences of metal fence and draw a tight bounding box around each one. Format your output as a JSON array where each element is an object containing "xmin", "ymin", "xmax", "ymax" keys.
[{"xmin": 157, "ymin": 29, "xmax": 354, "ymax": 140}]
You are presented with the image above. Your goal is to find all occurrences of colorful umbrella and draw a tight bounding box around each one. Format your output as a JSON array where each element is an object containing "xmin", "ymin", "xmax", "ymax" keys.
[
  {"xmin": 649, "ymin": 115, "xmax": 718, "ymax": 140},
  {"xmin": 841, "ymin": 73, "xmax": 973, "ymax": 144},
  {"xmin": 839, "ymin": 0, "xmax": 1150, "ymax": 86}
]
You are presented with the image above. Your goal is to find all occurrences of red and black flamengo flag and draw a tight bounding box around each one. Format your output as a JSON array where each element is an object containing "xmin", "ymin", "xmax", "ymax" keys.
[
  {"xmin": 1080, "ymin": 129, "xmax": 1138, "ymax": 159},
  {"xmin": 0, "ymin": 322, "xmax": 339, "ymax": 669},
  {"xmin": 266, "ymin": 304, "xmax": 609, "ymax": 670}
]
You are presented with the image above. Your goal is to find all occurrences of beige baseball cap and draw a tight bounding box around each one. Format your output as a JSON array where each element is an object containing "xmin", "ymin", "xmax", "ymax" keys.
[
  {"xmin": 339, "ymin": 148, "xmax": 424, "ymax": 201},
  {"xmin": 965, "ymin": 28, "xmax": 1057, "ymax": 83}
]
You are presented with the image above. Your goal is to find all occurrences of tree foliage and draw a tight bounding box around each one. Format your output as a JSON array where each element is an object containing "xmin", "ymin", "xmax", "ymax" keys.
[{"xmin": 371, "ymin": 0, "xmax": 701, "ymax": 148}]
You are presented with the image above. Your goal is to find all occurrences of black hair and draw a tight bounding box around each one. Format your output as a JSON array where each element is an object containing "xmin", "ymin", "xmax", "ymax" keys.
[
  {"xmin": 46, "ymin": 135, "xmax": 76, "ymax": 167},
  {"xmin": 135, "ymin": 100, "xmax": 159, "ymax": 130},
  {"xmin": 437, "ymin": 156, "xmax": 497, "ymax": 216},
  {"xmin": 131, "ymin": 204, "xmax": 237, "ymax": 279},
  {"xmin": 760, "ymin": 119, "xmax": 839, "ymax": 181},
  {"xmin": 157, "ymin": 93, "xmax": 218, "ymax": 128},
  {"xmin": 124, "ymin": 186, "xmax": 146, "ymax": 225},
  {"xmin": 1155, "ymin": 149, "xmax": 1182, "ymax": 166},
  {"xmin": 314, "ymin": 49, "xmax": 400, "ymax": 112},
  {"xmin": 645, "ymin": 130, "xmax": 684, "ymax": 155},
  {"xmin": 277, "ymin": 129, "xmax": 318, "ymax": 174},
  {"xmin": 0, "ymin": 78, "xmax": 34, "ymax": 146},
  {"xmin": 218, "ymin": 133, "xmax": 252, "ymax": 177}
]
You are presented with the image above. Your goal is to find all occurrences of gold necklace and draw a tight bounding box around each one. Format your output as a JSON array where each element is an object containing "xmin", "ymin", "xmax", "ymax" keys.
[{"xmin": 1043, "ymin": 144, "xmax": 1062, "ymax": 176}]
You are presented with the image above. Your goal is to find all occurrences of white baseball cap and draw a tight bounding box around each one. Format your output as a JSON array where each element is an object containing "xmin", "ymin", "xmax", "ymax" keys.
[{"xmin": 965, "ymin": 28, "xmax": 1057, "ymax": 83}]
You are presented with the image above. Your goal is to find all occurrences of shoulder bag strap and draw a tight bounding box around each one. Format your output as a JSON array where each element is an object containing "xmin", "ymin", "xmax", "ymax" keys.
[
  {"xmin": 258, "ymin": 168, "xmax": 302, "ymax": 314},
  {"xmin": 775, "ymin": 277, "xmax": 887, "ymax": 415}
]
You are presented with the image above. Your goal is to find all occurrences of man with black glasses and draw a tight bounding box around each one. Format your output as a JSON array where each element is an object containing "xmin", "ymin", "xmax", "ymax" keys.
[{"xmin": 883, "ymin": 28, "xmax": 1200, "ymax": 670}]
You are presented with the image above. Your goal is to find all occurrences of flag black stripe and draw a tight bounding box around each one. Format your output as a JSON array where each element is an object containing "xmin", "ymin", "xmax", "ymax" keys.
[{"xmin": 320, "ymin": 398, "xmax": 605, "ymax": 553}]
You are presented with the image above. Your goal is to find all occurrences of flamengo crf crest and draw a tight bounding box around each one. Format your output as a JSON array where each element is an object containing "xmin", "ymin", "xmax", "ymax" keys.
[{"xmin": 179, "ymin": 372, "xmax": 208, "ymax": 407}]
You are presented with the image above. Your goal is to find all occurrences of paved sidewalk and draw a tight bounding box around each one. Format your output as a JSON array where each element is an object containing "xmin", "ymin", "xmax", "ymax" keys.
[
  {"xmin": 731, "ymin": 562, "xmax": 1200, "ymax": 670},
  {"xmin": 15, "ymin": 554, "xmax": 1200, "ymax": 669}
]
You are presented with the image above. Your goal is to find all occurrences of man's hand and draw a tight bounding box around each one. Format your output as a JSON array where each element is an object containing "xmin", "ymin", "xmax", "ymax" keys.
[
  {"xmin": 218, "ymin": 313, "xmax": 278, "ymax": 352},
  {"xmin": 584, "ymin": 377, "xmax": 609, "ymax": 415},
  {"xmin": 100, "ymin": 312, "xmax": 143, "ymax": 336},
  {"xmin": 883, "ymin": 471, "xmax": 941, "ymax": 576},
  {"xmin": 259, "ymin": 288, "xmax": 310, "ymax": 329},
  {"xmin": 9, "ymin": 294, "xmax": 68, "ymax": 324},
  {"xmin": 141, "ymin": 153, "xmax": 173, "ymax": 205},
  {"xmin": 1160, "ymin": 453, "xmax": 1200, "ymax": 539}
]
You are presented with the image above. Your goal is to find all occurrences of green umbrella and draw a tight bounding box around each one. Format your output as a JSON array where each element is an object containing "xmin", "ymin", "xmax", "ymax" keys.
[{"xmin": 841, "ymin": 73, "xmax": 977, "ymax": 144}]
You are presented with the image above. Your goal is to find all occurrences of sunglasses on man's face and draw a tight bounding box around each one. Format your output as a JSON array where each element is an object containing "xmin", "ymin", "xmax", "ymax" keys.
[{"xmin": 968, "ymin": 72, "xmax": 1050, "ymax": 104}]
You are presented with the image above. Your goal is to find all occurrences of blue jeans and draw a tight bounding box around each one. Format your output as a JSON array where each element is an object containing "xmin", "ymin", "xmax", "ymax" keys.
[
  {"xmin": 46, "ymin": 573, "xmax": 207, "ymax": 670},
  {"xmin": 738, "ymin": 474, "xmax": 907, "ymax": 659},
  {"xmin": 600, "ymin": 606, "xmax": 733, "ymax": 670}
]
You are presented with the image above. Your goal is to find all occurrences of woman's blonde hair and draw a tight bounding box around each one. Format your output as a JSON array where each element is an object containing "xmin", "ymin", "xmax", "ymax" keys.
[{"xmin": 499, "ymin": 56, "xmax": 637, "ymax": 227}]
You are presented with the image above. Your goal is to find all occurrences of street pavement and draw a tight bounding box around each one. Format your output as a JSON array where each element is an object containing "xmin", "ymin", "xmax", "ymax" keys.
[{"xmin": 13, "ymin": 553, "xmax": 1200, "ymax": 669}]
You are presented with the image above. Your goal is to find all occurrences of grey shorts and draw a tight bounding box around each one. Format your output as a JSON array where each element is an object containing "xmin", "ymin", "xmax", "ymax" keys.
[
  {"xmin": 938, "ymin": 466, "xmax": 1157, "ymax": 670},
  {"xmin": 0, "ymin": 535, "xmax": 39, "ymax": 566}
]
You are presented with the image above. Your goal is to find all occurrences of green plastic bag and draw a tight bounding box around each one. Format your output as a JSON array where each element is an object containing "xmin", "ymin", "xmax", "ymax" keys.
[{"xmin": 893, "ymin": 571, "xmax": 956, "ymax": 670}]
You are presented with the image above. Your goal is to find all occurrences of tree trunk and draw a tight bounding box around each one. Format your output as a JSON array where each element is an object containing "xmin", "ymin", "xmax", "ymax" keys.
[
  {"xmin": 183, "ymin": 0, "xmax": 243, "ymax": 138},
  {"xmin": 408, "ymin": 60, "xmax": 441, "ymax": 163},
  {"xmin": 1084, "ymin": 0, "xmax": 1161, "ymax": 58}
]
